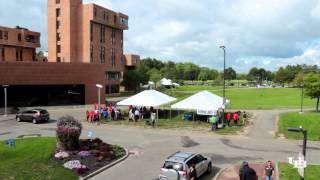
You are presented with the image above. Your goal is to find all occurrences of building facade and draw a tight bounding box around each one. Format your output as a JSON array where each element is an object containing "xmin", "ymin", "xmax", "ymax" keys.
[
  {"xmin": 0, "ymin": 0, "xmax": 139, "ymax": 107},
  {"xmin": 0, "ymin": 26, "xmax": 40, "ymax": 62}
]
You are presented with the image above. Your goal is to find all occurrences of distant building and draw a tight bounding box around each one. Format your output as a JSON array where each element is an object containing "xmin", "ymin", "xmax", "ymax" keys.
[{"xmin": 0, "ymin": 26, "xmax": 40, "ymax": 62}]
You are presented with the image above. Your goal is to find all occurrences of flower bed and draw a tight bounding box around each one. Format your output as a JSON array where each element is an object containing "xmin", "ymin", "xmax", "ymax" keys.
[{"xmin": 53, "ymin": 138, "xmax": 126, "ymax": 177}]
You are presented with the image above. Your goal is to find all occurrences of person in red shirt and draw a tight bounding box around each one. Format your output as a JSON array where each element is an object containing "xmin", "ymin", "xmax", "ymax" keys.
[
  {"xmin": 233, "ymin": 112, "xmax": 239, "ymax": 126},
  {"xmin": 226, "ymin": 112, "xmax": 231, "ymax": 127}
]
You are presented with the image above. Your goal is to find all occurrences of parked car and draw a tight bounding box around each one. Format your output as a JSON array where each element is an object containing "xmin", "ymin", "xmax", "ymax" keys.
[
  {"xmin": 16, "ymin": 109, "xmax": 50, "ymax": 124},
  {"xmin": 159, "ymin": 152, "xmax": 212, "ymax": 180}
]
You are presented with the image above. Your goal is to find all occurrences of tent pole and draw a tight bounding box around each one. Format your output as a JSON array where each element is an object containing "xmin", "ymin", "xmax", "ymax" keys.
[
  {"xmin": 157, "ymin": 108, "xmax": 159, "ymax": 121},
  {"xmin": 193, "ymin": 111, "xmax": 195, "ymax": 121}
]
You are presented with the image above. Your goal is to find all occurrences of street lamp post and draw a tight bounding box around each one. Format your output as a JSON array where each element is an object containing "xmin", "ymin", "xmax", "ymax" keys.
[
  {"xmin": 2, "ymin": 85, "xmax": 9, "ymax": 117},
  {"xmin": 300, "ymin": 83, "xmax": 304, "ymax": 113},
  {"xmin": 288, "ymin": 126, "xmax": 308, "ymax": 180},
  {"xmin": 220, "ymin": 45, "xmax": 226, "ymax": 124},
  {"xmin": 96, "ymin": 84, "xmax": 103, "ymax": 112}
]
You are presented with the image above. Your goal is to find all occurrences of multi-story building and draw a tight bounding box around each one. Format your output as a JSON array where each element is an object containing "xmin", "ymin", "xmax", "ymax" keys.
[
  {"xmin": 0, "ymin": 0, "xmax": 139, "ymax": 108},
  {"xmin": 0, "ymin": 26, "xmax": 40, "ymax": 62}
]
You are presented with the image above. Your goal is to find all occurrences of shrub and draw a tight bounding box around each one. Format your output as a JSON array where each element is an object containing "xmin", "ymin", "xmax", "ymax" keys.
[{"xmin": 56, "ymin": 116, "xmax": 82, "ymax": 151}]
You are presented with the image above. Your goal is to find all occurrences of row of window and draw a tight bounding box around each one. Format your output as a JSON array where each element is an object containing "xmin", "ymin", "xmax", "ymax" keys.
[
  {"xmin": 106, "ymin": 72, "xmax": 120, "ymax": 80},
  {"xmin": 0, "ymin": 47, "xmax": 35, "ymax": 61},
  {"xmin": 90, "ymin": 46, "xmax": 116, "ymax": 66},
  {"xmin": 94, "ymin": 8, "xmax": 118, "ymax": 25},
  {"xmin": 0, "ymin": 30, "xmax": 9, "ymax": 40}
]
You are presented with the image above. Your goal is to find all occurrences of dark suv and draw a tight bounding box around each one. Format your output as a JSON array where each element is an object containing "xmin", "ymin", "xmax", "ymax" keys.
[{"xmin": 16, "ymin": 109, "xmax": 50, "ymax": 124}]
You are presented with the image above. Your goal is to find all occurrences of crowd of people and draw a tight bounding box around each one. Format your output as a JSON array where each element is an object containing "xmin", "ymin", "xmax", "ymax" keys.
[
  {"xmin": 209, "ymin": 111, "xmax": 247, "ymax": 131},
  {"xmin": 86, "ymin": 103, "xmax": 121, "ymax": 123},
  {"xmin": 128, "ymin": 105, "xmax": 157, "ymax": 126}
]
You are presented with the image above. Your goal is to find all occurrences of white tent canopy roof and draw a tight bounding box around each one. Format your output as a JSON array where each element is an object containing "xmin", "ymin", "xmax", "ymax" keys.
[
  {"xmin": 171, "ymin": 91, "xmax": 229, "ymax": 115},
  {"xmin": 117, "ymin": 89, "xmax": 177, "ymax": 107}
]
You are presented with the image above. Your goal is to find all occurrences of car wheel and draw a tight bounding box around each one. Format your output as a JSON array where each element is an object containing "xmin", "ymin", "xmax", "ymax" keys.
[
  {"xmin": 16, "ymin": 117, "xmax": 21, "ymax": 122},
  {"xmin": 206, "ymin": 163, "xmax": 212, "ymax": 174},
  {"xmin": 32, "ymin": 118, "xmax": 37, "ymax": 124}
]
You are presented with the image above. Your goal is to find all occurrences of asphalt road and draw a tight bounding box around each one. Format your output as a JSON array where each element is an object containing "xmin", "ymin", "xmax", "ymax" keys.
[{"xmin": 0, "ymin": 108, "xmax": 319, "ymax": 180}]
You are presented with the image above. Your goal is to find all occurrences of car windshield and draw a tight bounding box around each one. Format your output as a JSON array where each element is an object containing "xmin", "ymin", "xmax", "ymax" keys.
[
  {"xmin": 39, "ymin": 110, "xmax": 48, "ymax": 114},
  {"xmin": 163, "ymin": 161, "xmax": 183, "ymax": 171}
]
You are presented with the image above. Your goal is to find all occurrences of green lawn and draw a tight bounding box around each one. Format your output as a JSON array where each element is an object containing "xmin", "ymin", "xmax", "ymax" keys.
[
  {"xmin": 164, "ymin": 87, "xmax": 316, "ymax": 109},
  {"xmin": 0, "ymin": 137, "xmax": 77, "ymax": 180},
  {"xmin": 278, "ymin": 162, "xmax": 320, "ymax": 180},
  {"xmin": 278, "ymin": 112, "xmax": 320, "ymax": 141}
]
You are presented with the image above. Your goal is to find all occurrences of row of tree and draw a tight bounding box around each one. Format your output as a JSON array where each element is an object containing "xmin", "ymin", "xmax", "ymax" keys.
[{"xmin": 126, "ymin": 57, "xmax": 319, "ymax": 83}]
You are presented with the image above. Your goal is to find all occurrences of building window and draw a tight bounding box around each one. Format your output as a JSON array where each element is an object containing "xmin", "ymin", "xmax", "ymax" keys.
[
  {"xmin": 1, "ymin": 47, "xmax": 4, "ymax": 60},
  {"xmin": 4, "ymin": 31, "xmax": 8, "ymax": 40},
  {"xmin": 100, "ymin": 25, "xmax": 105, "ymax": 43},
  {"xmin": 111, "ymin": 29, "xmax": 116, "ymax": 45},
  {"xmin": 100, "ymin": 47, "xmax": 105, "ymax": 63},
  {"xmin": 57, "ymin": 57, "xmax": 61, "ymax": 62},
  {"xmin": 56, "ymin": 8, "xmax": 61, "ymax": 17},
  {"xmin": 94, "ymin": 8, "xmax": 97, "ymax": 18},
  {"xmin": 57, "ymin": 33, "xmax": 61, "ymax": 41},
  {"xmin": 56, "ymin": 0, "xmax": 60, "ymax": 4},
  {"xmin": 0, "ymin": 30, "xmax": 2, "ymax": 39},
  {"xmin": 16, "ymin": 48, "xmax": 19, "ymax": 61},
  {"xmin": 104, "ymin": 12, "xmax": 109, "ymax": 21},
  {"xmin": 111, "ymin": 48, "xmax": 115, "ymax": 66},
  {"xmin": 57, "ymin": 45, "xmax": 61, "ymax": 53},
  {"xmin": 20, "ymin": 49, "xmax": 23, "ymax": 61},
  {"xmin": 106, "ymin": 72, "xmax": 120, "ymax": 80},
  {"xmin": 90, "ymin": 23, "xmax": 93, "ymax": 42},
  {"xmin": 90, "ymin": 45, "xmax": 93, "ymax": 63},
  {"xmin": 56, "ymin": 20, "xmax": 60, "ymax": 29},
  {"xmin": 120, "ymin": 17, "xmax": 128, "ymax": 26},
  {"xmin": 25, "ymin": 35, "xmax": 39, "ymax": 43},
  {"xmin": 105, "ymin": 84, "xmax": 120, "ymax": 94},
  {"xmin": 18, "ymin": 33, "xmax": 22, "ymax": 42},
  {"xmin": 114, "ymin": 15, "xmax": 117, "ymax": 24}
]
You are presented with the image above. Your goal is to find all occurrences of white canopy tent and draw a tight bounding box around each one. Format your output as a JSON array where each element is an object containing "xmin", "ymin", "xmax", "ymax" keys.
[
  {"xmin": 117, "ymin": 90, "xmax": 177, "ymax": 120},
  {"xmin": 171, "ymin": 90, "xmax": 229, "ymax": 116}
]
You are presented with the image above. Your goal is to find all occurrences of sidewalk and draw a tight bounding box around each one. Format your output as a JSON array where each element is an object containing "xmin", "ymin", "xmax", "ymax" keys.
[
  {"xmin": 0, "ymin": 115, "xmax": 15, "ymax": 122},
  {"xmin": 217, "ymin": 162, "xmax": 277, "ymax": 180}
]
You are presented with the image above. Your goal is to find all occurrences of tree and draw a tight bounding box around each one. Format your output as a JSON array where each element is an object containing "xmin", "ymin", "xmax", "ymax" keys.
[
  {"xmin": 147, "ymin": 68, "xmax": 161, "ymax": 83},
  {"xmin": 197, "ymin": 67, "xmax": 211, "ymax": 81},
  {"xmin": 304, "ymin": 73, "xmax": 320, "ymax": 112},
  {"xmin": 224, "ymin": 67, "xmax": 236, "ymax": 80},
  {"xmin": 121, "ymin": 70, "xmax": 145, "ymax": 92}
]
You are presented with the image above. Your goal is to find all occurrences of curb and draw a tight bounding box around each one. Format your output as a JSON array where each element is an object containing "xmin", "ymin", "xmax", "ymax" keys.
[
  {"xmin": 213, "ymin": 168, "xmax": 224, "ymax": 180},
  {"xmin": 80, "ymin": 147, "xmax": 130, "ymax": 180}
]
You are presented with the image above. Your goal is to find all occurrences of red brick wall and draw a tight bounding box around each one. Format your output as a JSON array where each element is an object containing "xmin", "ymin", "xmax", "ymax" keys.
[{"xmin": 0, "ymin": 61, "xmax": 120, "ymax": 104}]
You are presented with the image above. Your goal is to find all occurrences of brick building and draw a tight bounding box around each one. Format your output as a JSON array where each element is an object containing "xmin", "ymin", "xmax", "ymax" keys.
[
  {"xmin": 0, "ymin": 26, "xmax": 40, "ymax": 62},
  {"xmin": 0, "ymin": 0, "xmax": 139, "ymax": 107}
]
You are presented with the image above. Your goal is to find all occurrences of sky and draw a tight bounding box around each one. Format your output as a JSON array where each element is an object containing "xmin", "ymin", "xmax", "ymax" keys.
[{"xmin": 0, "ymin": 0, "xmax": 320, "ymax": 72}]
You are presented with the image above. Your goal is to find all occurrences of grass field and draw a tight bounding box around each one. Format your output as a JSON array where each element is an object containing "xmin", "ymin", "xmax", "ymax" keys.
[
  {"xmin": 165, "ymin": 86, "xmax": 316, "ymax": 109},
  {"xmin": 278, "ymin": 162, "xmax": 320, "ymax": 180},
  {"xmin": 0, "ymin": 137, "xmax": 77, "ymax": 180},
  {"xmin": 278, "ymin": 112, "xmax": 320, "ymax": 141}
]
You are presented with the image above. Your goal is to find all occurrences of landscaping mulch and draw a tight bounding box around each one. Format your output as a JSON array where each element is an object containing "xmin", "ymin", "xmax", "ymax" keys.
[{"xmin": 52, "ymin": 138, "xmax": 126, "ymax": 177}]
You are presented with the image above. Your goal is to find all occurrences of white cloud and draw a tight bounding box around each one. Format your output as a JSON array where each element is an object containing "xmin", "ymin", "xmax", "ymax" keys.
[{"xmin": 0, "ymin": 0, "xmax": 320, "ymax": 72}]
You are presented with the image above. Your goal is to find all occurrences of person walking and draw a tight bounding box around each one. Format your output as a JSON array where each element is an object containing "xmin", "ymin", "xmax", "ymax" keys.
[
  {"xmin": 209, "ymin": 115, "xmax": 218, "ymax": 131},
  {"xmin": 189, "ymin": 163, "xmax": 198, "ymax": 180},
  {"xmin": 263, "ymin": 160, "xmax": 275, "ymax": 180},
  {"xmin": 233, "ymin": 112, "xmax": 239, "ymax": 126},
  {"xmin": 226, "ymin": 112, "xmax": 231, "ymax": 127},
  {"xmin": 239, "ymin": 161, "xmax": 257, "ymax": 180}
]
